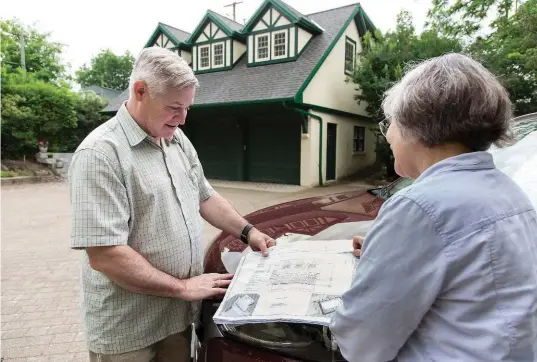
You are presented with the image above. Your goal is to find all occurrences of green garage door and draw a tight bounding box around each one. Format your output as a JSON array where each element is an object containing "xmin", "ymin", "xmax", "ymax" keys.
[
  {"xmin": 246, "ymin": 115, "xmax": 300, "ymax": 184},
  {"xmin": 190, "ymin": 118, "xmax": 244, "ymax": 181}
]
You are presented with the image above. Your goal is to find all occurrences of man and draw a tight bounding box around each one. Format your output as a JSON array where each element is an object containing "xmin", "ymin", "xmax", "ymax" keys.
[{"xmin": 68, "ymin": 47, "xmax": 275, "ymax": 362}]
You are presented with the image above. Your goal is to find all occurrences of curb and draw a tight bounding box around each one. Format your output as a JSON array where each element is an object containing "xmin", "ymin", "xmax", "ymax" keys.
[{"xmin": 1, "ymin": 175, "xmax": 62, "ymax": 185}]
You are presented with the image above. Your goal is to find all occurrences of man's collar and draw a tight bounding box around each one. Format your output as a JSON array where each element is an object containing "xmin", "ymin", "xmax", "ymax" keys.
[
  {"xmin": 117, "ymin": 102, "xmax": 150, "ymax": 147},
  {"xmin": 117, "ymin": 102, "xmax": 181, "ymax": 146}
]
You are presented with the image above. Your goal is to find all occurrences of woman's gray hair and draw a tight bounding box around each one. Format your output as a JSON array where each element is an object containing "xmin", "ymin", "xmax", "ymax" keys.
[
  {"xmin": 382, "ymin": 53, "xmax": 514, "ymax": 151},
  {"xmin": 129, "ymin": 47, "xmax": 199, "ymax": 98}
]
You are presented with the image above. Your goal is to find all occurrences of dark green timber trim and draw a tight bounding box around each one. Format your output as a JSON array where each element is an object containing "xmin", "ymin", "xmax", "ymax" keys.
[
  {"xmin": 249, "ymin": 24, "xmax": 294, "ymax": 36},
  {"xmin": 283, "ymin": 101, "xmax": 324, "ymax": 186},
  {"xmin": 144, "ymin": 23, "xmax": 181, "ymax": 48},
  {"xmin": 294, "ymin": 26, "xmax": 299, "ymax": 56},
  {"xmin": 248, "ymin": 25, "xmax": 295, "ymax": 66},
  {"xmin": 190, "ymin": 97, "xmax": 293, "ymax": 109},
  {"xmin": 344, "ymin": 36, "xmax": 357, "ymax": 75},
  {"xmin": 194, "ymin": 39, "xmax": 230, "ymax": 74},
  {"xmin": 294, "ymin": 4, "xmax": 363, "ymax": 103},
  {"xmin": 300, "ymin": 103, "xmax": 373, "ymax": 122},
  {"xmin": 242, "ymin": 0, "xmax": 323, "ymax": 34},
  {"xmin": 187, "ymin": 10, "xmax": 238, "ymax": 44},
  {"xmin": 195, "ymin": 65, "xmax": 232, "ymax": 74},
  {"xmin": 247, "ymin": 56, "xmax": 297, "ymax": 67}
]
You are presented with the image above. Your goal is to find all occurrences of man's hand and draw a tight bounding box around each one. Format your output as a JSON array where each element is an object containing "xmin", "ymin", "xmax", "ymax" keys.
[
  {"xmin": 353, "ymin": 236, "xmax": 364, "ymax": 257},
  {"xmin": 180, "ymin": 273, "xmax": 233, "ymax": 302},
  {"xmin": 248, "ymin": 228, "xmax": 276, "ymax": 257}
]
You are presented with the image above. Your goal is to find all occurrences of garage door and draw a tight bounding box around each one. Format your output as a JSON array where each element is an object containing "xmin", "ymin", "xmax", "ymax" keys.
[
  {"xmin": 246, "ymin": 115, "xmax": 300, "ymax": 184},
  {"xmin": 190, "ymin": 118, "xmax": 244, "ymax": 181}
]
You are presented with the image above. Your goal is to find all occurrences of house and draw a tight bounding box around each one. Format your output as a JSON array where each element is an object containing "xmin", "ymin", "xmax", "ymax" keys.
[
  {"xmin": 81, "ymin": 85, "xmax": 122, "ymax": 104},
  {"xmin": 103, "ymin": 0, "xmax": 377, "ymax": 186}
]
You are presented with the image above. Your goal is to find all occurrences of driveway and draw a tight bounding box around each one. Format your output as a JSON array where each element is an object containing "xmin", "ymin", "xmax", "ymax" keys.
[{"xmin": 1, "ymin": 180, "xmax": 368, "ymax": 361}]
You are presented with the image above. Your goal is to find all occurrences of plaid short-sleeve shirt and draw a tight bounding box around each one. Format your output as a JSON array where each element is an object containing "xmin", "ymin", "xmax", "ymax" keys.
[{"xmin": 68, "ymin": 103, "xmax": 214, "ymax": 354}]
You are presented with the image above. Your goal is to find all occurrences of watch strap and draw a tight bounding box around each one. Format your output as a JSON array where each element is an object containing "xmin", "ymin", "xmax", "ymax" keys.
[{"xmin": 240, "ymin": 223, "xmax": 254, "ymax": 244}]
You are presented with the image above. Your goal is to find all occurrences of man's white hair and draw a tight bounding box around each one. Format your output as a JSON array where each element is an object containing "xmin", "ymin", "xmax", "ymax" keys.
[{"xmin": 129, "ymin": 47, "xmax": 199, "ymax": 98}]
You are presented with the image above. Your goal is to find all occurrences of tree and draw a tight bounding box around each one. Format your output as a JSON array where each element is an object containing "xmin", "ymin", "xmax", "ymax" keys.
[
  {"xmin": 426, "ymin": 0, "xmax": 516, "ymax": 38},
  {"xmin": 351, "ymin": 11, "xmax": 463, "ymax": 121},
  {"xmin": 469, "ymin": 0, "xmax": 537, "ymax": 115},
  {"xmin": 350, "ymin": 11, "xmax": 463, "ymax": 177},
  {"xmin": 74, "ymin": 91, "xmax": 108, "ymax": 145},
  {"xmin": 0, "ymin": 19, "xmax": 67, "ymax": 82},
  {"xmin": 76, "ymin": 49, "xmax": 135, "ymax": 90},
  {"xmin": 1, "ymin": 69, "xmax": 78, "ymax": 158}
]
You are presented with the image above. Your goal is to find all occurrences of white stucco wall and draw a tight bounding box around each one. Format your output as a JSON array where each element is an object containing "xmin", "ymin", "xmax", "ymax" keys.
[
  {"xmin": 302, "ymin": 20, "xmax": 368, "ymax": 116},
  {"xmin": 233, "ymin": 40, "xmax": 247, "ymax": 64},
  {"xmin": 180, "ymin": 50, "xmax": 192, "ymax": 65},
  {"xmin": 214, "ymin": 29, "xmax": 226, "ymax": 40},
  {"xmin": 300, "ymin": 111, "xmax": 376, "ymax": 186},
  {"xmin": 297, "ymin": 27, "xmax": 312, "ymax": 54},
  {"xmin": 247, "ymin": 36, "xmax": 253, "ymax": 63}
]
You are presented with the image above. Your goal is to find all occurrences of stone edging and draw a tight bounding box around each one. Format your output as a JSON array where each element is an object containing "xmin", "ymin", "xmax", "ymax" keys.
[{"xmin": 1, "ymin": 175, "xmax": 61, "ymax": 185}]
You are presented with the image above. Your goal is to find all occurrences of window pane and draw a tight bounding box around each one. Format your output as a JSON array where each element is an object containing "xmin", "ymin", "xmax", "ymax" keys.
[
  {"xmin": 257, "ymin": 35, "xmax": 269, "ymax": 60},
  {"xmin": 200, "ymin": 47, "xmax": 210, "ymax": 68},
  {"xmin": 274, "ymin": 32, "xmax": 286, "ymax": 57},
  {"xmin": 345, "ymin": 40, "xmax": 355, "ymax": 73},
  {"xmin": 353, "ymin": 126, "xmax": 365, "ymax": 152},
  {"xmin": 214, "ymin": 44, "xmax": 223, "ymax": 66}
]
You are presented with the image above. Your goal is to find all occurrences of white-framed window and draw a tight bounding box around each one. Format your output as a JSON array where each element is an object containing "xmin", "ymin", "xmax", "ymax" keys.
[
  {"xmin": 199, "ymin": 45, "xmax": 210, "ymax": 70},
  {"xmin": 353, "ymin": 126, "xmax": 365, "ymax": 152},
  {"xmin": 272, "ymin": 30, "xmax": 287, "ymax": 59},
  {"xmin": 212, "ymin": 42, "xmax": 224, "ymax": 67},
  {"xmin": 256, "ymin": 34, "xmax": 269, "ymax": 61},
  {"xmin": 345, "ymin": 37, "xmax": 356, "ymax": 74}
]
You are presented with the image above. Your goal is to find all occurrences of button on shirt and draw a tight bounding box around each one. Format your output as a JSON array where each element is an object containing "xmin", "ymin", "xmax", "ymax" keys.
[
  {"xmin": 331, "ymin": 152, "xmax": 537, "ymax": 362},
  {"xmin": 68, "ymin": 103, "xmax": 214, "ymax": 354}
]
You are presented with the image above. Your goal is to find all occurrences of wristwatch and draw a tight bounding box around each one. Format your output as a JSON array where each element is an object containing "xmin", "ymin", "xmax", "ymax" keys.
[{"xmin": 240, "ymin": 223, "xmax": 255, "ymax": 244}]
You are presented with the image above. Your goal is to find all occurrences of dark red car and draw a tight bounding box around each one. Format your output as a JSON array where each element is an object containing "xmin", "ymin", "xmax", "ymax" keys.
[{"xmin": 195, "ymin": 178, "xmax": 413, "ymax": 362}]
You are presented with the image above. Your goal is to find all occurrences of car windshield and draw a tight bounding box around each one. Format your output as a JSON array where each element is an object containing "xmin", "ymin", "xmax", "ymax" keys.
[
  {"xmin": 512, "ymin": 116, "xmax": 537, "ymax": 141},
  {"xmin": 369, "ymin": 177, "xmax": 414, "ymax": 200}
]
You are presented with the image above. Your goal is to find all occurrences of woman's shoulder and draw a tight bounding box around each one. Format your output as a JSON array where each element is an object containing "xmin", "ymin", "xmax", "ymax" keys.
[{"xmin": 397, "ymin": 168, "xmax": 534, "ymax": 243}]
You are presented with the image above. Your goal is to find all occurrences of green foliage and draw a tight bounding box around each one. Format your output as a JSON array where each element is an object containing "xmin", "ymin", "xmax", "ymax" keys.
[
  {"xmin": 469, "ymin": 0, "xmax": 537, "ymax": 115},
  {"xmin": 352, "ymin": 2, "xmax": 536, "ymax": 177},
  {"xmin": 351, "ymin": 11, "xmax": 463, "ymax": 120},
  {"xmin": 1, "ymin": 18, "xmax": 67, "ymax": 82},
  {"xmin": 74, "ymin": 91, "xmax": 108, "ymax": 144},
  {"xmin": 1, "ymin": 18, "xmax": 109, "ymax": 159},
  {"xmin": 76, "ymin": 49, "xmax": 134, "ymax": 90},
  {"xmin": 1, "ymin": 69, "xmax": 78, "ymax": 158}
]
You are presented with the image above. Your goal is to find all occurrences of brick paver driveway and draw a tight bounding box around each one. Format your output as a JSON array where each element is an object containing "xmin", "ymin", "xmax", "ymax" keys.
[{"xmin": 1, "ymin": 180, "xmax": 366, "ymax": 361}]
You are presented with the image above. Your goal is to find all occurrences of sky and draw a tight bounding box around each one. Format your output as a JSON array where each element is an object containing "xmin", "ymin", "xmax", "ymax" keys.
[{"xmin": 2, "ymin": 0, "xmax": 432, "ymax": 78}]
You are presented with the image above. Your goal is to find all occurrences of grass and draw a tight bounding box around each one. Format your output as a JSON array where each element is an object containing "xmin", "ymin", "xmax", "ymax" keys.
[{"xmin": 1, "ymin": 170, "xmax": 33, "ymax": 178}]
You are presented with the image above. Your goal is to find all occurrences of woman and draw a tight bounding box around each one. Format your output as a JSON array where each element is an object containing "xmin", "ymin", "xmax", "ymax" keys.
[{"xmin": 331, "ymin": 53, "xmax": 537, "ymax": 362}]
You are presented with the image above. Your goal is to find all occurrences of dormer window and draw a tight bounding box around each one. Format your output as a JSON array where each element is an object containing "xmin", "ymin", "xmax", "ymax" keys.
[
  {"xmin": 272, "ymin": 31, "xmax": 287, "ymax": 58},
  {"xmin": 256, "ymin": 35, "xmax": 269, "ymax": 60},
  {"xmin": 243, "ymin": 0, "xmax": 323, "ymax": 67},
  {"xmin": 189, "ymin": 10, "xmax": 246, "ymax": 73},
  {"xmin": 199, "ymin": 46, "xmax": 210, "ymax": 69},
  {"xmin": 212, "ymin": 43, "xmax": 224, "ymax": 67},
  {"xmin": 344, "ymin": 37, "xmax": 356, "ymax": 75}
]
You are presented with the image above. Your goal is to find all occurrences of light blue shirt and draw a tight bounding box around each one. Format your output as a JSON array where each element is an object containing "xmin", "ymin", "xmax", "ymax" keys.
[{"xmin": 331, "ymin": 151, "xmax": 537, "ymax": 362}]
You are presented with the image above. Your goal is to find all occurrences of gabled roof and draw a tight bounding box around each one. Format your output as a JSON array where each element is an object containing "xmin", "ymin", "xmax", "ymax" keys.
[
  {"xmin": 103, "ymin": 3, "xmax": 376, "ymax": 113},
  {"xmin": 187, "ymin": 10, "xmax": 243, "ymax": 43},
  {"xmin": 81, "ymin": 85, "xmax": 122, "ymax": 103},
  {"xmin": 144, "ymin": 22, "xmax": 191, "ymax": 48},
  {"xmin": 242, "ymin": 0, "xmax": 324, "ymax": 34}
]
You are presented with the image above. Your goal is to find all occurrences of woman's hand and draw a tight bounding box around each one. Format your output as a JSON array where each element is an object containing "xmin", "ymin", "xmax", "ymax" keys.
[{"xmin": 353, "ymin": 236, "xmax": 364, "ymax": 257}]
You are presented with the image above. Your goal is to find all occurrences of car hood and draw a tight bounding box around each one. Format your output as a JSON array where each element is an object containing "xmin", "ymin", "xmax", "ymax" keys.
[{"xmin": 204, "ymin": 188, "xmax": 383, "ymax": 274}]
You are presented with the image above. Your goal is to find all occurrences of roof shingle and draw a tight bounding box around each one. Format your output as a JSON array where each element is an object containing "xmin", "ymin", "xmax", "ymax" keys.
[
  {"xmin": 103, "ymin": 4, "xmax": 358, "ymax": 112},
  {"xmin": 160, "ymin": 23, "xmax": 191, "ymax": 43}
]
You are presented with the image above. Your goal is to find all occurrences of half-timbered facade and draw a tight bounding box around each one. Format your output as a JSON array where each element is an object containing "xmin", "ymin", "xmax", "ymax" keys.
[{"xmin": 103, "ymin": 0, "xmax": 378, "ymax": 186}]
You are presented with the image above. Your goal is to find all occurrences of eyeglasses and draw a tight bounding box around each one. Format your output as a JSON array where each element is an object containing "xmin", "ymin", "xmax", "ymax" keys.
[{"xmin": 379, "ymin": 118, "xmax": 390, "ymax": 138}]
